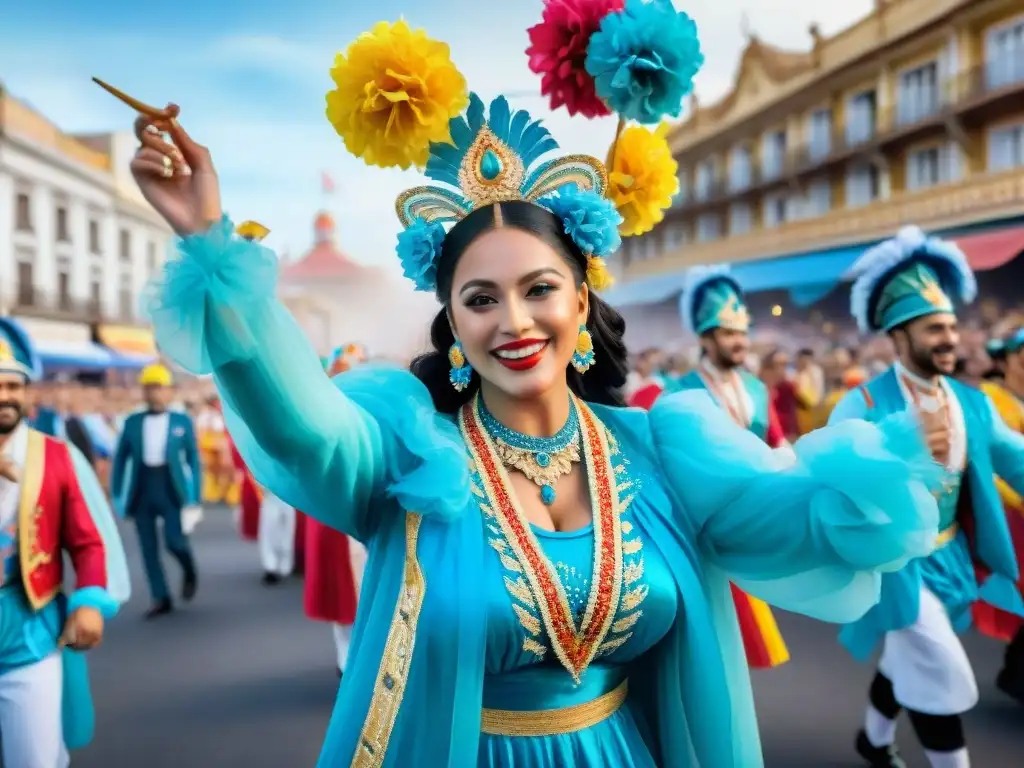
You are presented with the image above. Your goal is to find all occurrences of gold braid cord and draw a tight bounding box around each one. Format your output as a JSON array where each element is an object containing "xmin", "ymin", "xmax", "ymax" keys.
[{"xmin": 351, "ymin": 513, "xmax": 425, "ymax": 767}]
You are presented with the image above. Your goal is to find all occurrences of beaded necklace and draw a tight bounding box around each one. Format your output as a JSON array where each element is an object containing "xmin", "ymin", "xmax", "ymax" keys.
[{"xmin": 479, "ymin": 398, "xmax": 581, "ymax": 505}]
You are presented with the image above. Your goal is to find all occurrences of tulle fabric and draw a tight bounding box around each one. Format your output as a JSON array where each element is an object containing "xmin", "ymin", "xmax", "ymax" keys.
[
  {"xmin": 145, "ymin": 222, "xmax": 944, "ymax": 767},
  {"xmin": 648, "ymin": 390, "xmax": 942, "ymax": 623}
]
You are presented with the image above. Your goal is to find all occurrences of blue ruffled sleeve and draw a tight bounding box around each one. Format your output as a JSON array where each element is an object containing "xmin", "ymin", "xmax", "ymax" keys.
[
  {"xmin": 142, "ymin": 217, "xmax": 469, "ymax": 540},
  {"xmin": 649, "ymin": 390, "xmax": 942, "ymax": 623}
]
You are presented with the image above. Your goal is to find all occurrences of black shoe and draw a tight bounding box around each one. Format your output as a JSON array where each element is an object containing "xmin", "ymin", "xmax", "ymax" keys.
[
  {"xmin": 144, "ymin": 599, "xmax": 173, "ymax": 620},
  {"xmin": 262, "ymin": 572, "xmax": 281, "ymax": 586},
  {"xmin": 996, "ymin": 667, "xmax": 1024, "ymax": 705},
  {"xmin": 855, "ymin": 730, "xmax": 906, "ymax": 767},
  {"xmin": 182, "ymin": 571, "xmax": 198, "ymax": 602}
]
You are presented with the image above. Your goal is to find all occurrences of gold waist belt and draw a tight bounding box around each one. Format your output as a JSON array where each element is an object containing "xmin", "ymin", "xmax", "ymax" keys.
[
  {"xmin": 935, "ymin": 522, "xmax": 959, "ymax": 548},
  {"xmin": 480, "ymin": 680, "xmax": 628, "ymax": 737}
]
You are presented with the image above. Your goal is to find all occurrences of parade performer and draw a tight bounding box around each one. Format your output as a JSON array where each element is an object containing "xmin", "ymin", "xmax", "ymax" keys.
[
  {"xmin": 0, "ymin": 317, "xmax": 130, "ymax": 765},
  {"xmin": 233, "ymin": 220, "xmax": 271, "ymax": 543},
  {"xmin": 301, "ymin": 346, "xmax": 367, "ymax": 673},
  {"xmin": 111, "ymin": 363, "xmax": 201, "ymax": 618},
  {"xmin": 127, "ymin": 8, "xmax": 948, "ymax": 762},
  {"xmin": 672, "ymin": 266, "xmax": 790, "ymax": 670},
  {"xmin": 830, "ymin": 225, "xmax": 1024, "ymax": 768},
  {"xmin": 975, "ymin": 327, "xmax": 1024, "ymax": 704},
  {"xmin": 196, "ymin": 394, "xmax": 235, "ymax": 504}
]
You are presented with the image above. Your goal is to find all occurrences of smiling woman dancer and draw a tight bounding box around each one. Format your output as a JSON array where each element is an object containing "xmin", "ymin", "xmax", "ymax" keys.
[{"xmin": 125, "ymin": 25, "xmax": 947, "ymax": 768}]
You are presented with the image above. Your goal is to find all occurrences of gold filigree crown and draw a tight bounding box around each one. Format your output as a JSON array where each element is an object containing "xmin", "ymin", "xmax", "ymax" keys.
[{"xmin": 395, "ymin": 93, "xmax": 607, "ymax": 227}]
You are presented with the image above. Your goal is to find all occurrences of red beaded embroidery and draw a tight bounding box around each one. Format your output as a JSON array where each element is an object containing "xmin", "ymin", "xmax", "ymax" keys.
[{"xmin": 460, "ymin": 394, "xmax": 623, "ymax": 681}]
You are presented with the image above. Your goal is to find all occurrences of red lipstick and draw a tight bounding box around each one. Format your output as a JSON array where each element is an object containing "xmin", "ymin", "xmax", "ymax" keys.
[{"xmin": 491, "ymin": 338, "xmax": 549, "ymax": 371}]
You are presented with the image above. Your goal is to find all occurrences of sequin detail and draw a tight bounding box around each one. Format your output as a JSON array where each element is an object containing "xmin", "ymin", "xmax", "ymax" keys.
[{"xmin": 460, "ymin": 393, "xmax": 627, "ymax": 682}]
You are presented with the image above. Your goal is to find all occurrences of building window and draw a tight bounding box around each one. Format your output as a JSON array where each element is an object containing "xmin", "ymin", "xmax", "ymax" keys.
[
  {"xmin": 761, "ymin": 130, "xmax": 786, "ymax": 181},
  {"xmin": 89, "ymin": 266, "xmax": 103, "ymax": 316},
  {"xmin": 15, "ymin": 193, "xmax": 32, "ymax": 232},
  {"xmin": 55, "ymin": 206, "xmax": 70, "ymax": 242},
  {"xmin": 728, "ymin": 145, "xmax": 752, "ymax": 191},
  {"xmin": 986, "ymin": 18, "xmax": 1024, "ymax": 90},
  {"xmin": 89, "ymin": 220, "xmax": 101, "ymax": 253},
  {"xmin": 16, "ymin": 261, "xmax": 34, "ymax": 306},
  {"xmin": 897, "ymin": 61, "xmax": 939, "ymax": 126},
  {"xmin": 694, "ymin": 160, "xmax": 715, "ymax": 201},
  {"xmin": 989, "ymin": 123, "xmax": 1024, "ymax": 171},
  {"xmin": 808, "ymin": 109, "xmax": 832, "ymax": 161},
  {"xmin": 672, "ymin": 169, "xmax": 689, "ymax": 208},
  {"xmin": 762, "ymin": 193, "xmax": 790, "ymax": 229},
  {"xmin": 845, "ymin": 90, "xmax": 877, "ymax": 146},
  {"xmin": 661, "ymin": 223, "xmax": 687, "ymax": 252},
  {"xmin": 119, "ymin": 229, "xmax": 131, "ymax": 262},
  {"xmin": 696, "ymin": 213, "xmax": 721, "ymax": 242},
  {"xmin": 146, "ymin": 241, "xmax": 158, "ymax": 273},
  {"xmin": 846, "ymin": 162, "xmax": 881, "ymax": 207},
  {"xmin": 728, "ymin": 203, "xmax": 753, "ymax": 235},
  {"xmin": 804, "ymin": 179, "xmax": 832, "ymax": 218},
  {"xmin": 118, "ymin": 273, "xmax": 134, "ymax": 320},
  {"xmin": 906, "ymin": 146, "xmax": 943, "ymax": 190},
  {"xmin": 57, "ymin": 261, "xmax": 72, "ymax": 311}
]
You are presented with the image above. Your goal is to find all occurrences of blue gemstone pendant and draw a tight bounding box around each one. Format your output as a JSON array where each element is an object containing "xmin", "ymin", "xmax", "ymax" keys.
[
  {"xmin": 540, "ymin": 484, "xmax": 556, "ymax": 505},
  {"xmin": 535, "ymin": 452, "xmax": 551, "ymax": 468}
]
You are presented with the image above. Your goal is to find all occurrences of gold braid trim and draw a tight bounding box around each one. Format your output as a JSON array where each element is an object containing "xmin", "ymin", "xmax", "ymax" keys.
[
  {"xmin": 480, "ymin": 680, "xmax": 628, "ymax": 737},
  {"xmin": 351, "ymin": 513, "xmax": 425, "ymax": 768}
]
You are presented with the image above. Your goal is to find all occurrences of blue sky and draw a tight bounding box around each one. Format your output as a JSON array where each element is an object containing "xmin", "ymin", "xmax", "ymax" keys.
[{"xmin": 1, "ymin": 0, "xmax": 872, "ymax": 269}]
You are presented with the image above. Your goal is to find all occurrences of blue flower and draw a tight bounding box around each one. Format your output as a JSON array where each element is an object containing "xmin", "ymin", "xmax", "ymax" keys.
[
  {"xmin": 396, "ymin": 217, "xmax": 447, "ymax": 292},
  {"xmin": 585, "ymin": 0, "xmax": 704, "ymax": 124},
  {"xmin": 539, "ymin": 184, "xmax": 623, "ymax": 258}
]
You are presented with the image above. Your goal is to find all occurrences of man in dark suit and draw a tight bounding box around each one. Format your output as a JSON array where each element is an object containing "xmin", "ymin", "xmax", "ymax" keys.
[{"xmin": 111, "ymin": 364, "xmax": 202, "ymax": 618}]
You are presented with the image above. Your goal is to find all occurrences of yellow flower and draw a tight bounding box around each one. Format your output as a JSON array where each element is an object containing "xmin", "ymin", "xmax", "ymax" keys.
[
  {"xmin": 325, "ymin": 20, "xmax": 469, "ymax": 170},
  {"xmin": 607, "ymin": 122, "xmax": 679, "ymax": 237},
  {"xmin": 586, "ymin": 256, "xmax": 614, "ymax": 291}
]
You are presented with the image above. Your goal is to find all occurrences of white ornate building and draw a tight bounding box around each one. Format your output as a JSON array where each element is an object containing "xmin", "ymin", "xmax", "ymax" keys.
[
  {"xmin": 279, "ymin": 212, "xmax": 438, "ymax": 361},
  {"xmin": 0, "ymin": 83, "xmax": 170, "ymax": 367}
]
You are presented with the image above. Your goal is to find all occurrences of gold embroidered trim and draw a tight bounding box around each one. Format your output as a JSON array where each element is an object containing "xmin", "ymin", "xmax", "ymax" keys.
[
  {"xmin": 480, "ymin": 680, "xmax": 628, "ymax": 737},
  {"xmin": 935, "ymin": 522, "xmax": 959, "ymax": 549},
  {"xmin": 19, "ymin": 429, "xmax": 52, "ymax": 611},
  {"xmin": 351, "ymin": 514, "xmax": 425, "ymax": 768}
]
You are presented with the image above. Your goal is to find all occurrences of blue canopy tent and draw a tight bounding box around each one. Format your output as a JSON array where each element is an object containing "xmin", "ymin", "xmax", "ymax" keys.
[
  {"xmin": 603, "ymin": 244, "xmax": 865, "ymax": 309},
  {"xmin": 32, "ymin": 338, "xmax": 120, "ymax": 370}
]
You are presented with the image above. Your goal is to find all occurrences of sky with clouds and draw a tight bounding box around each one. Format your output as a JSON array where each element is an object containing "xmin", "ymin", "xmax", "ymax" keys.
[{"xmin": 1, "ymin": 0, "xmax": 873, "ymax": 272}]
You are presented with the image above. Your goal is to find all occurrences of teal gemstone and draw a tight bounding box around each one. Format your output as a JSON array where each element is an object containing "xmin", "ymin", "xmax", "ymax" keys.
[
  {"xmin": 535, "ymin": 452, "xmax": 550, "ymax": 468},
  {"xmin": 480, "ymin": 149, "xmax": 502, "ymax": 180},
  {"xmin": 541, "ymin": 485, "xmax": 556, "ymax": 505}
]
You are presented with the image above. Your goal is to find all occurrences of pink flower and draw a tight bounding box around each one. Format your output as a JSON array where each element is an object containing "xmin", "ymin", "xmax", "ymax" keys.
[{"xmin": 526, "ymin": 0, "xmax": 624, "ymax": 119}]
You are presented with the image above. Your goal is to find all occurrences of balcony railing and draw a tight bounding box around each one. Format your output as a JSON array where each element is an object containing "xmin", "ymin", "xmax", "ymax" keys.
[
  {"xmin": 10, "ymin": 288, "xmax": 137, "ymax": 324},
  {"xmin": 672, "ymin": 61, "xmax": 1024, "ymax": 211},
  {"xmin": 631, "ymin": 168, "xmax": 1024, "ymax": 278}
]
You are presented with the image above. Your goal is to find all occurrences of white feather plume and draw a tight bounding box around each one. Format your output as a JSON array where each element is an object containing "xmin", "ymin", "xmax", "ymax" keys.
[{"xmin": 849, "ymin": 225, "xmax": 976, "ymax": 333}]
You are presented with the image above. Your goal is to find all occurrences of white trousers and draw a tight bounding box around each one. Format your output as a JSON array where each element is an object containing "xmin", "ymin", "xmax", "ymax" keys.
[
  {"xmin": 0, "ymin": 652, "xmax": 70, "ymax": 768},
  {"xmin": 258, "ymin": 493, "xmax": 295, "ymax": 576},
  {"xmin": 333, "ymin": 623, "xmax": 353, "ymax": 671},
  {"xmin": 878, "ymin": 587, "xmax": 979, "ymax": 715}
]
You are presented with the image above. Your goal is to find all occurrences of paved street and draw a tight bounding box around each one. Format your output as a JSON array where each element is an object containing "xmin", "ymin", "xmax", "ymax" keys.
[{"xmin": 76, "ymin": 508, "xmax": 1020, "ymax": 767}]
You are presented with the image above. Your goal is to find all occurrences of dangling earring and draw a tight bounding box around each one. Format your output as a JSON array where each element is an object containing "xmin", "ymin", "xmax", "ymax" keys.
[
  {"xmin": 449, "ymin": 340, "xmax": 473, "ymax": 391},
  {"xmin": 571, "ymin": 324, "xmax": 595, "ymax": 374}
]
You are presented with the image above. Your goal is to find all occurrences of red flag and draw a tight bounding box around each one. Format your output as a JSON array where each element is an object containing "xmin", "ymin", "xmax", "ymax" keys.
[{"xmin": 321, "ymin": 172, "xmax": 335, "ymax": 195}]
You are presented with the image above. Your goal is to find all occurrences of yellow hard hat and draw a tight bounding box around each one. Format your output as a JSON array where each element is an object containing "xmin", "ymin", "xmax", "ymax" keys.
[
  {"xmin": 139, "ymin": 363, "xmax": 172, "ymax": 387},
  {"xmin": 236, "ymin": 220, "xmax": 270, "ymax": 241}
]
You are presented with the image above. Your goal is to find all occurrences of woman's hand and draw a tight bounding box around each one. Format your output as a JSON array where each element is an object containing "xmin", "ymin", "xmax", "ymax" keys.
[{"xmin": 130, "ymin": 105, "xmax": 222, "ymax": 237}]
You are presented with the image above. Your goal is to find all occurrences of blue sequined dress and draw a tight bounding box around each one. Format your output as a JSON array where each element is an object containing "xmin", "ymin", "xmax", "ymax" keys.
[{"xmin": 144, "ymin": 219, "xmax": 944, "ymax": 767}]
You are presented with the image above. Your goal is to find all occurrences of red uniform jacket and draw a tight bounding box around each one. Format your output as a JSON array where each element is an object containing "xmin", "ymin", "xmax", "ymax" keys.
[{"xmin": 20, "ymin": 429, "xmax": 108, "ymax": 611}]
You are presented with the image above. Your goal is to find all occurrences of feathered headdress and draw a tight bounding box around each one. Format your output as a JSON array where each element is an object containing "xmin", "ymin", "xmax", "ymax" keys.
[
  {"xmin": 850, "ymin": 225, "xmax": 976, "ymax": 334},
  {"xmin": 679, "ymin": 265, "xmax": 750, "ymax": 336},
  {"xmin": 0, "ymin": 317, "xmax": 41, "ymax": 381},
  {"xmin": 394, "ymin": 93, "xmax": 621, "ymax": 293}
]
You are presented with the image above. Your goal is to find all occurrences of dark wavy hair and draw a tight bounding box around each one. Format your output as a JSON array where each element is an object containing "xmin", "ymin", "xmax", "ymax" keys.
[{"xmin": 409, "ymin": 201, "xmax": 628, "ymax": 414}]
